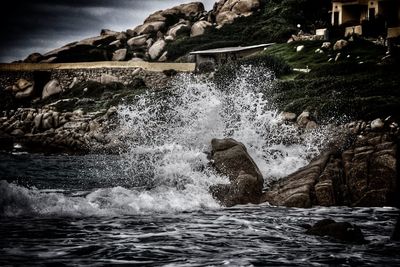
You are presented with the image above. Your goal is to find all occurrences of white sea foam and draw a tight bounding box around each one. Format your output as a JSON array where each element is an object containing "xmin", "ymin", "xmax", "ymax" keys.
[{"xmin": 1, "ymin": 66, "xmax": 331, "ymax": 216}]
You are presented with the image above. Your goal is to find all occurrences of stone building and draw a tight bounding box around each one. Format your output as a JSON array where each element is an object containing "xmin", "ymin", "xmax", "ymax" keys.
[
  {"xmin": 331, "ymin": 0, "xmax": 400, "ymax": 38},
  {"xmin": 189, "ymin": 43, "xmax": 275, "ymax": 71}
]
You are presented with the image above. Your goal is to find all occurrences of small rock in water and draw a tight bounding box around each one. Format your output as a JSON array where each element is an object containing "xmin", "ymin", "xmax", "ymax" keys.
[{"xmin": 306, "ymin": 219, "xmax": 367, "ymax": 244}]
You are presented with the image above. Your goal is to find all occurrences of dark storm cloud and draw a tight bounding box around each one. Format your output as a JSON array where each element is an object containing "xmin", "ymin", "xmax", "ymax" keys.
[{"xmin": 0, "ymin": 0, "xmax": 216, "ymax": 62}]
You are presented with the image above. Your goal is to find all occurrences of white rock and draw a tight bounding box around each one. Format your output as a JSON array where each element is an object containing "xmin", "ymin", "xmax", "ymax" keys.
[
  {"xmin": 158, "ymin": 51, "xmax": 168, "ymax": 62},
  {"xmin": 191, "ymin": 21, "xmax": 212, "ymax": 37},
  {"xmin": 148, "ymin": 39, "xmax": 166, "ymax": 60},
  {"xmin": 69, "ymin": 77, "xmax": 78, "ymax": 89},
  {"xmin": 112, "ymin": 48, "xmax": 127, "ymax": 61},
  {"xmin": 333, "ymin": 39, "xmax": 348, "ymax": 51},
  {"xmin": 100, "ymin": 74, "xmax": 119, "ymax": 84},
  {"xmin": 42, "ymin": 79, "xmax": 63, "ymax": 100},
  {"xmin": 321, "ymin": 42, "xmax": 331, "ymax": 49},
  {"xmin": 167, "ymin": 23, "xmax": 190, "ymax": 39},
  {"xmin": 371, "ymin": 118, "xmax": 384, "ymax": 130},
  {"xmin": 127, "ymin": 34, "xmax": 149, "ymax": 47},
  {"xmin": 279, "ymin": 112, "xmax": 297, "ymax": 122},
  {"xmin": 296, "ymin": 45, "xmax": 305, "ymax": 52},
  {"xmin": 129, "ymin": 57, "xmax": 144, "ymax": 62}
]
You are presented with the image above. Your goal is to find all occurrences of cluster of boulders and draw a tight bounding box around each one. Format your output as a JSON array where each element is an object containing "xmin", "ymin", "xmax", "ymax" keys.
[
  {"xmin": 5, "ymin": 78, "xmax": 63, "ymax": 102},
  {"xmin": 262, "ymin": 117, "xmax": 399, "ymax": 208},
  {"xmin": 21, "ymin": 0, "xmax": 261, "ymax": 63},
  {"xmin": 279, "ymin": 110, "xmax": 318, "ymax": 129},
  {"xmin": 0, "ymin": 106, "xmax": 119, "ymax": 153}
]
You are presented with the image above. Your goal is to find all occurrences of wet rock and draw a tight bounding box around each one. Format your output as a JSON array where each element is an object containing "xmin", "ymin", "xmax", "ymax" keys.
[
  {"xmin": 333, "ymin": 39, "xmax": 348, "ymax": 51},
  {"xmin": 262, "ymin": 129, "xmax": 398, "ymax": 208},
  {"xmin": 42, "ymin": 79, "xmax": 63, "ymax": 100},
  {"xmin": 297, "ymin": 111, "xmax": 311, "ymax": 127},
  {"xmin": 279, "ymin": 112, "xmax": 297, "ymax": 122},
  {"xmin": 306, "ymin": 121, "xmax": 318, "ymax": 129},
  {"xmin": 210, "ymin": 138, "xmax": 264, "ymax": 206},
  {"xmin": 306, "ymin": 219, "xmax": 366, "ymax": 244}
]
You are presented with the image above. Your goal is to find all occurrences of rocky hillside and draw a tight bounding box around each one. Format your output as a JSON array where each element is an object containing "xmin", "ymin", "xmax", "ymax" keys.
[{"xmin": 20, "ymin": 0, "xmax": 268, "ymax": 64}]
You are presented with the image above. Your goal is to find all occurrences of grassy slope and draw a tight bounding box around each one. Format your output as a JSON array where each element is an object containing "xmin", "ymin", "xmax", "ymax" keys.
[
  {"xmin": 166, "ymin": 0, "xmax": 332, "ymax": 60},
  {"xmin": 261, "ymin": 40, "xmax": 400, "ymax": 121}
]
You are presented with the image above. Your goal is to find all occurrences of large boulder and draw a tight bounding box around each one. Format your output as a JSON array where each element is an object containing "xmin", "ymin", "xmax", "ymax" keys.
[
  {"xmin": 23, "ymin": 53, "xmax": 43, "ymax": 63},
  {"xmin": 148, "ymin": 40, "xmax": 166, "ymax": 60},
  {"xmin": 306, "ymin": 219, "xmax": 366, "ymax": 244},
  {"xmin": 144, "ymin": 2, "xmax": 205, "ymax": 24},
  {"xmin": 12, "ymin": 79, "xmax": 35, "ymax": 99},
  {"xmin": 133, "ymin": 21, "xmax": 166, "ymax": 35},
  {"xmin": 167, "ymin": 22, "xmax": 191, "ymax": 39},
  {"xmin": 76, "ymin": 35, "xmax": 117, "ymax": 46},
  {"xmin": 112, "ymin": 48, "xmax": 127, "ymax": 61},
  {"xmin": 191, "ymin": 21, "xmax": 212, "ymax": 37},
  {"xmin": 42, "ymin": 79, "xmax": 63, "ymax": 100},
  {"xmin": 210, "ymin": 138, "xmax": 264, "ymax": 206},
  {"xmin": 262, "ymin": 128, "xmax": 398, "ymax": 208},
  {"xmin": 213, "ymin": 0, "xmax": 260, "ymax": 26},
  {"xmin": 127, "ymin": 34, "xmax": 150, "ymax": 47}
]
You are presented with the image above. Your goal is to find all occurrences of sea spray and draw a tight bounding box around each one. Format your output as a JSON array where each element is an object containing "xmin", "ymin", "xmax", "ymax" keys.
[{"xmin": 0, "ymin": 66, "xmax": 332, "ymax": 216}]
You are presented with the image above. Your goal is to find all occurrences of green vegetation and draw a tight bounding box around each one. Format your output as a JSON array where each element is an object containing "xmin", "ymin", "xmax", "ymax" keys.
[
  {"xmin": 166, "ymin": 0, "xmax": 332, "ymax": 60},
  {"xmin": 260, "ymin": 40, "xmax": 400, "ymax": 121},
  {"xmin": 213, "ymin": 37, "xmax": 400, "ymax": 121}
]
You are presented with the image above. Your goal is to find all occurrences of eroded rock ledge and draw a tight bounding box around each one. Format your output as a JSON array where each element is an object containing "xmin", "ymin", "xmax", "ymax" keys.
[{"xmin": 261, "ymin": 123, "xmax": 399, "ymax": 208}]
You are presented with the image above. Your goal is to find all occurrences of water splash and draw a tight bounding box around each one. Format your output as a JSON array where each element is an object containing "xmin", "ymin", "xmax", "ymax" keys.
[{"xmin": 1, "ymin": 66, "xmax": 332, "ymax": 216}]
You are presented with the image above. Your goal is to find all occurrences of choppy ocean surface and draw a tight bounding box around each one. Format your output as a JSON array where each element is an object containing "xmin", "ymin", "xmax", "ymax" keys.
[{"xmin": 1, "ymin": 67, "xmax": 399, "ymax": 266}]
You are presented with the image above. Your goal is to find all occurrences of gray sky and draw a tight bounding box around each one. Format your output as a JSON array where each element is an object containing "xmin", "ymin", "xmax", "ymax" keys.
[{"xmin": 0, "ymin": 0, "xmax": 216, "ymax": 63}]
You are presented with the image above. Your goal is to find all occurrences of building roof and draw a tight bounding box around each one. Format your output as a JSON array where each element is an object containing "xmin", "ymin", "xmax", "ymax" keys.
[{"xmin": 189, "ymin": 43, "xmax": 275, "ymax": 55}]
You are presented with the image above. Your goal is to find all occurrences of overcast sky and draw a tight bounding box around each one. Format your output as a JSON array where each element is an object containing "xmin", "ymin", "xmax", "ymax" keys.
[{"xmin": 0, "ymin": 0, "xmax": 216, "ymax": 63}]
